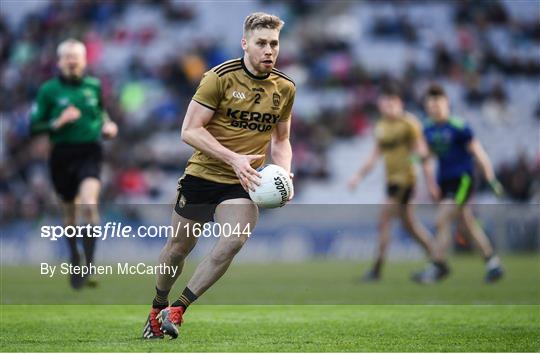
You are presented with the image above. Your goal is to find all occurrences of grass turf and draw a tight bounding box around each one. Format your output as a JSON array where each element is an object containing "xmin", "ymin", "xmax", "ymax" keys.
[
  {"xmin": 0, "ymin": 305, "xmax": 539, "ymax": 352},
  {"xmin": 1, "ymin": 255, "xmax": 539, "ymax": 305},
  {"xmin": 1, "ymin": 256, "xmax": 539, "ymax": 351}
]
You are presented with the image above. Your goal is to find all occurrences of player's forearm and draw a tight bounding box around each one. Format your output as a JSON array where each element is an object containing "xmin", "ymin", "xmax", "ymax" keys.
[
  {"xmin": 476, "ymin": 153, "xmax": 496, "ymax": 182},
  {"xmin": 360, "ymin": 162, "xmax": 373, "ymax": 177},
  {"xmin": 422, "ymin": 158, "xmax": 437, "ymax": 187},
  {"xmin": 355, "ymin": 158, "xmax": 376, "ymax": 179},
  {"xmin": 271, "ymin": 139, "xmax": 292, "ymax": 173},
  {"xmin": 471, "ymin": 144, "xmax": 496, "ymax": 181},
  {"xmin": 30, "ymin": 90, "xmax": 52, "ymax": 135},
  {"xmin": 181, "ymin": 127, "xmax": 238, "ymax": 165},
  {"xmin": 355, "ymin": 145, "xmax": 380, "ymax": 179},
  {"xmin": 414, "ymin": 138, "xmax": 430, "ymax": 162},
  {"xmin": 30, "ymin": 114, "xmax": 65, "ymax": 134}
]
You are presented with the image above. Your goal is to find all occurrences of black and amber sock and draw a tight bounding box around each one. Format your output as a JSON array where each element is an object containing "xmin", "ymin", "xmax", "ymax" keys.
[
  {"xmin": 152, "ymin": 287, "xmax": 170, "ymax": 309},
  {"xmin": 433, "ymin": 260, "xmax": 449, "ymax": 272},
  {"xmin": 372, "ymin": 258, "xmax": 383, "ymax": 276},
  {"xmin": 66, "ymin": 236, "xmax": 80, "ymax": 266},
  {"xmin": 171, "ymin": 287, "xmax": 198, "ymax": 311},
  {"xmin": 82, "ymin": 230, "xmax": 96, "ymax": 266}
]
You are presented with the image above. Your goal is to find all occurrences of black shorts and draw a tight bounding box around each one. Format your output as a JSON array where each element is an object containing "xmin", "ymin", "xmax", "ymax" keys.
[
  {"xmin": 174, "ymin": 174, "xmax": 251, "ymax": 223},
  {"xmin": 50, "ymin": 143, "xmax": 102, "ymax": 202},
  {"xmin": 386, "ymin": 184, "xmax": 414, "ymax": 205},
  {"xmin": 439, "ymin": 174, "xmax": 474, "ymax": 205}
]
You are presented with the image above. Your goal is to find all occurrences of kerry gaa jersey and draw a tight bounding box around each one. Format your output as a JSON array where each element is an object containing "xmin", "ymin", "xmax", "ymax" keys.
[
  {"xmin": 185, "ymin": 58, "xmax": 296, "ymax": 184},
  {"xmin": 375, "ymin": 113, "xmax": 422, "ymax": 187}
]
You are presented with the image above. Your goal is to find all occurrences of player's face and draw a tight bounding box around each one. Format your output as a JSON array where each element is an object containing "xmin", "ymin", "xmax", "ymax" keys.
[
  {"xmin": 242, "ymin": 28, "xmax": 280, "ymax": 75},
  {"xmin": 58, "ymin": 45, "xmax": 86, "ymax": 79},
  {"xmin": 425, "ymin": 96, "xmax": 450, "ymax": 122},
  {"xmin": 377, "ymin": 95, "xmax": 403, "ymax": 119}
]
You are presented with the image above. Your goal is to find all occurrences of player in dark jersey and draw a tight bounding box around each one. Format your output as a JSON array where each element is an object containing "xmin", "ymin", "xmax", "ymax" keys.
[
  {"xmin": 30, "ymin": 39, "xmax": 118, "ymax": 289},
  {"xmin": 412, "ymin": 84, "xmax": 504, "ymax": 284},
  {"xmin": 142, "ymin": 12, "xmax": 295, "ymax": 339}
]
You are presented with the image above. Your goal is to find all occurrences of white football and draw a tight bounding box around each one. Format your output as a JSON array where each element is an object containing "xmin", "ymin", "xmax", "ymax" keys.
[{"xmin": 249, "ymin": 164, "xmax": 293, "ymax": 208}]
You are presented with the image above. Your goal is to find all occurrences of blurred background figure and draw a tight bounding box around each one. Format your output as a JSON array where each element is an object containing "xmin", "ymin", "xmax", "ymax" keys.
[
  {"xmin": 413, "ymin": 84, "xmax": 504, "ymax": 284},
  {"xmin": 28, "ymin": 38, "xmax": 118, "ymax": 289},
  {"xmin": 348, "ymin": 83, "xmax": 436, "ymax": 282}
]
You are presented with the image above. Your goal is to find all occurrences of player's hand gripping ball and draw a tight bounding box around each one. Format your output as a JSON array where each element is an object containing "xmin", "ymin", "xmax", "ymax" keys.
[{"xmin": 249, "ymin": 164, "xmax": 293, "ymax": 208}]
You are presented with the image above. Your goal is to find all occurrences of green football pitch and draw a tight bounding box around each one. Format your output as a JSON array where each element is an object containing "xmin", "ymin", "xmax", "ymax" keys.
[
  {"xmin": 1, "ymin": 256, "xmax": 539, "ymax": 351},
  {"xmin": 1, "ymin": 305, "xmax": 539, "ymax": 352}
]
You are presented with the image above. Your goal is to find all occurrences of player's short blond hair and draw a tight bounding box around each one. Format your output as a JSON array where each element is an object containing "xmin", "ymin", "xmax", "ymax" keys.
[
  {"xmin": 243, "ymin": 12, "xmax": 284, "ymax": 37},
  {"xmin": 57, "ymin": 38, "xmax": 86, "ymax": 58}
]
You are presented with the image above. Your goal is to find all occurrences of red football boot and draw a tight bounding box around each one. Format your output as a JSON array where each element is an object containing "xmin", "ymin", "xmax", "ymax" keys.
[
  {"xmin": 157, "ymin": 306, "xmax": 184, "ymax": 339},
  {"xmin": 142, "ymin": 307, "xmax": 164, "ymax": 339}
]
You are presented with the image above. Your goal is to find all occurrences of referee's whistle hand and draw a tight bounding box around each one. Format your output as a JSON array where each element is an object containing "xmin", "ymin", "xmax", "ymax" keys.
[
  {"xmin": 102, "ymin": 121, "xmax": 118, "ymax": 139},
  {"xmin": 60, "ymin": 105, "xmax": 81, "ymax": 123}
]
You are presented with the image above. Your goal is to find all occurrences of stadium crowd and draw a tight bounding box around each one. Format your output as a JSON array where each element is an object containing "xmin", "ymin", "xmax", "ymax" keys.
[{"xmin": 1, "ymin": 0, "xmax": 539, "ymax": 221}]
